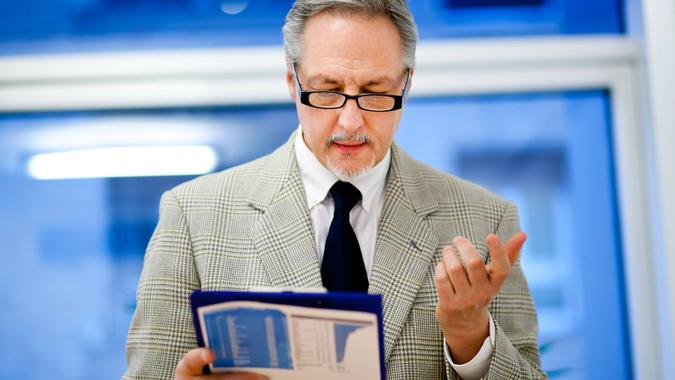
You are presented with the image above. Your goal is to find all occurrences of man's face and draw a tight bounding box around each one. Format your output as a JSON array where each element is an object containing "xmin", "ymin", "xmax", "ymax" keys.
[{"xmin": 286, "ymin": 12, "xmax": 411, "ymax": 179}]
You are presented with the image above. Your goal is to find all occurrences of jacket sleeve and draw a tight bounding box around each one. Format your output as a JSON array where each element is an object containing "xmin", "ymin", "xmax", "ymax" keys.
[
  {"xmin": 443, "ymin": 201, "xmax": 547, "ymax": 380},
  {"xmin": 485, "ymin": 201, "xmax": 547, "ymax": 379},
  {"xmin": 123, "ymin": 190, "xmax": 201, "ymax": 380}
]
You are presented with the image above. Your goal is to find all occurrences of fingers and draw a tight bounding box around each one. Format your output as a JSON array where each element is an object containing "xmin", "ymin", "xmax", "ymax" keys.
[
  {"xmin": 175, "ymin": 348, "xmax": 213, "ymax": 378},
  {"xmin": 441, "ymin": 244, "xmax": 470, "ymax": 293},
  {"xmin": 175, "ymin": 348, "xmax": 270, "ymax": 380},
  {"xmin": 214, "ymin": 373, "xmax": 269, "ymax": 380},
  {"xmin": 434, "ymin": 260, "xmax": 455, "ymax": 300},
  {"xmin": 436, "ymin": 232, "xmax": 527, "ymax": 298},
  {"xmin": 486, "ymin": 234, "xmax": 508, "ymax": 285},
  {"xmin": 435, "ymin": 238, "xmax": 491, "ymax": 299},
  {"xmin": 452, "ymin": 237, "xmax": 489, "ymax": 287}
]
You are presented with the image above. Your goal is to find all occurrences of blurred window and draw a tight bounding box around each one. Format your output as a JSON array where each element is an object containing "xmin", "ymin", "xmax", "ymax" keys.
[
  {"xmin": 0, "ymin": 90, "xmax": 631, "ymax": 379},
  {"xmin": 0, "ymin": 106, "xmax": 299, "ymax": 379},
  {"xmin": 398, "ymin": 91, "xmax": 631, "ymax": 379}
]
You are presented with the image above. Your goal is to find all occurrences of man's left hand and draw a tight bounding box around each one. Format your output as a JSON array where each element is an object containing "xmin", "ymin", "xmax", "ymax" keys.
[{"xmin": 434, "ymin": 232, "xmax": 527, "ymax": 364}]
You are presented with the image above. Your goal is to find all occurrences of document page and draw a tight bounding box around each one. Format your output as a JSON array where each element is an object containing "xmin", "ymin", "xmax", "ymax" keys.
[{"xmin": 197, "ymin": 301, "xmax": 381, "ymax": 380}]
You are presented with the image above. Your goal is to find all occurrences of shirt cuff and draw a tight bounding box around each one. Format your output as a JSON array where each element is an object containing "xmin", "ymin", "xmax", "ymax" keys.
[{"xmin": 443, "ymin": 314, "xmax": 496, "ymax": 380}]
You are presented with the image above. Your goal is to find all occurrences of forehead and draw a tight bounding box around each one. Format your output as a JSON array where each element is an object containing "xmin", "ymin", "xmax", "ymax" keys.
[{"xmin": 299, "ymin": 12, "xmax": 405, "ymax": 83}]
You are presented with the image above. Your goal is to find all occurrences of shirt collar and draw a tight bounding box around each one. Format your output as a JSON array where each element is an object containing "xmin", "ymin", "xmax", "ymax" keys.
[{"xmin": 294, "ymin": 125, "xmax": 390, "ymax": 214}]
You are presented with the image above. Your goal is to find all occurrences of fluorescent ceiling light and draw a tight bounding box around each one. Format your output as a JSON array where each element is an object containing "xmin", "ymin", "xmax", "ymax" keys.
[{"xmin": 27, "ymin": 145, "xmax": 218, "ymax": 180}]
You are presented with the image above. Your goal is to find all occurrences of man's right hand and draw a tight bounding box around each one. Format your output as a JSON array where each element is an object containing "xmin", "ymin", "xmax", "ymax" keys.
[{"xmin": 175, "ymin": 348, "xmax": 269, "ymax": 380}]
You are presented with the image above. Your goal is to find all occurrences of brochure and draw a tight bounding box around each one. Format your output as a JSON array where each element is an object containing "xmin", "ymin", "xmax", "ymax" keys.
[{"xmin": 190, "ymin": 290, "xmax": 385, "ymax": 380}]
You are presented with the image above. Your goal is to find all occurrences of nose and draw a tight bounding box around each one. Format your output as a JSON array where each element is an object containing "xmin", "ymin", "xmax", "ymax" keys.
[{"xmin": 337, "ymin": 98, "xmax": 365, "ymax": 133}]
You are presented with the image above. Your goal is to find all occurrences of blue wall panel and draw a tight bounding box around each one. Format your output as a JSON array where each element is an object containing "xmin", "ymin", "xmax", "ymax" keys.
[{"xmin": 0, "ymin": 0, "xmax": 623, "ymax": 55}]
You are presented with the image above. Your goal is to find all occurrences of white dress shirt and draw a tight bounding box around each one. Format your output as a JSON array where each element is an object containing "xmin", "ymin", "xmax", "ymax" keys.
[{"xmin": 294, "ymin": 126, "xmax": 494, "ymax": 379}]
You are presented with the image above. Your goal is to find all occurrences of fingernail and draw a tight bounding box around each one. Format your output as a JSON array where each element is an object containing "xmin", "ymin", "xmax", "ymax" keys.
[{"xmin": 201, "ymin": 350, "xmax": 210, "ymax": 362}]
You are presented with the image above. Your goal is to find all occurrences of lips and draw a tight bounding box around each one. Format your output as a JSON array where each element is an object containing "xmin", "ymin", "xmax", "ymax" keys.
[{"xmin": 333, "ymin": 141, "xmax": 366, "ymax": 152}]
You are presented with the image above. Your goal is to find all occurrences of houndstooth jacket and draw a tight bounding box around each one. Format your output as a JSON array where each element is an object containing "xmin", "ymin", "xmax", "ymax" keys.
[{"xmin": 123, "ymin": 133, "xmax": 546, "ymax": 380}]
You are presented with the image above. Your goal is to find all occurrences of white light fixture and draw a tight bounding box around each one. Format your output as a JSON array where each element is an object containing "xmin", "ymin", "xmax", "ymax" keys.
[
  {"xmin": 221, "ymin": 0, "xmax": 248, "ymax": 15},
  {"xmin": 27, "ymin": 145, "xmax": 219, "ymax": 180}
]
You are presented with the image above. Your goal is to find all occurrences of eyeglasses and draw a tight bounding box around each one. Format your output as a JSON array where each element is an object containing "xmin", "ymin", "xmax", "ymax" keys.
[{"xmin": 292, "ymin": 64, "xmax": 410, "ymax": 112}]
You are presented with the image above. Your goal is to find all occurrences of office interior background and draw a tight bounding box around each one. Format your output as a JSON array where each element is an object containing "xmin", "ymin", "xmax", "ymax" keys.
[{"xmin": 0, "ymin": 0, "xmax": 673, "ymax": 379}]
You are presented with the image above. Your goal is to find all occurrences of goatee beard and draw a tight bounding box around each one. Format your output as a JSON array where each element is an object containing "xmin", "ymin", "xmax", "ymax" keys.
[
  {"xmin": 326, "ymin": 131, "xmax": 373, "ymax": 181},
  {"xmin": 327, "ymin": 157, "xmax": 375, "ymax": 182}
]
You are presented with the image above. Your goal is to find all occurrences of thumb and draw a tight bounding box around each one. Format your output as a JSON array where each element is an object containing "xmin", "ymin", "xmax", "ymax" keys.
[
  {"xmin": 503, "ymin": 232, "xmax": 527, "ymax": 265},
  {"xmin": 175, "ymin": 348, "xmax": 213, "ymax": 377}
]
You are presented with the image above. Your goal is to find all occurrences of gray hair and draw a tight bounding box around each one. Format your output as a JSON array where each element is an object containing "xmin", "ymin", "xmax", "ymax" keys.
[{"xmin": 283, "ymin": 0, "xmax": 418, "ymax": 68}]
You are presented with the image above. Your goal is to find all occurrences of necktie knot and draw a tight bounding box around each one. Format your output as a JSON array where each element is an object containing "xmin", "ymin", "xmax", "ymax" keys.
[{"xmin": 329, "ymin": 181, "xmax": 361, "ymax": 213}]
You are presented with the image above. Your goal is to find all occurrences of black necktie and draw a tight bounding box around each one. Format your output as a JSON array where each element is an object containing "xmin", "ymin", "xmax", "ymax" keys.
[{"xmin": 321, "ymin": 181, "xmax": 369, "ymax": 292}]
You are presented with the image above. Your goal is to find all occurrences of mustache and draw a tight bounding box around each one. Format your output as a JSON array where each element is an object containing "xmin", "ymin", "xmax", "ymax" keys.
[{"xmin": 327, "ymin": 132, "xmax": 370, "ymax": 145}]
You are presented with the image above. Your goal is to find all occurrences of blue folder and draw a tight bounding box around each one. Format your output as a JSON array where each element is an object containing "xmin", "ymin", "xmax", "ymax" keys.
[{"xmin": 190, "ymin": 290, "xmax": 386, "ymax": 380}]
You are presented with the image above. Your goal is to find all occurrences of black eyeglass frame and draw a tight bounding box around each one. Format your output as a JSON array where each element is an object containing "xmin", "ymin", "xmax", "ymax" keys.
[{"xmin": 292, "ymin": 63, "xmax": 411, "ymax": 112}]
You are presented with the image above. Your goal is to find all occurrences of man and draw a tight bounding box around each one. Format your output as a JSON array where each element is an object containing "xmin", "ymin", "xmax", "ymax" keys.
[{"xmin": 124, "ymin": 1, "xmax": 545, "ymax": 379}]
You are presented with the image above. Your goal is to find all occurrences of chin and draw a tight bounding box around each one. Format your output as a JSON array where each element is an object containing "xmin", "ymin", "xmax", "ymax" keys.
[{"xmin": 327, "ymin": 159, "xmax": 375, "ymax": 182}]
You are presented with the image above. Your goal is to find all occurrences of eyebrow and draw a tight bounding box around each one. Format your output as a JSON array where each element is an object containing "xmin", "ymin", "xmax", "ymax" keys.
[{"xmin": 306, "ymin": 74, "xmax": 397, "ymax": 90}]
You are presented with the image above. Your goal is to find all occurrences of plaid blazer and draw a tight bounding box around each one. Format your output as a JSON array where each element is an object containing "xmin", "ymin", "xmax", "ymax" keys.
[{"xmin": 124, "ymin": 133, "xmax": 545, "ymax": 379}]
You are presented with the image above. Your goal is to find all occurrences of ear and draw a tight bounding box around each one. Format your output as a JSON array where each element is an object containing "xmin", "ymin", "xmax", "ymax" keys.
[
  {"xmin": 404, "ymin": 67, "xmax": 414, "ymax": 102},
  {"xmin": 285, "ymin": 64, "xmax": 297, "ymax": 102}
]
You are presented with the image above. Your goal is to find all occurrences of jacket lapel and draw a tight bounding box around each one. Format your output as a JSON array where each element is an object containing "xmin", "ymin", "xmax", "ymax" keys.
[
  {"xmin": 369, "ymin": 144, "xmax": 440, "ymax": 364},
  {"xmin": 248, "ymin": 134, "xmax": 324, "ymax": 289}
]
